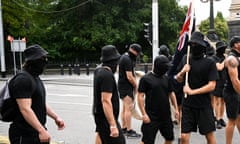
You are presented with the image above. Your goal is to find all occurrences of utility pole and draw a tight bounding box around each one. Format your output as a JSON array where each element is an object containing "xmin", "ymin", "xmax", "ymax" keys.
[
  {"xmin": 200, "ymin": 0, "xmax": 221, "ymax": 42},
  {"xmin": 0, "ymin": 0, "xmax": 6, "ymax": 78},
  {"xmin": 152, "ymin": 0, "xmax": 159, "ymax": 63}
]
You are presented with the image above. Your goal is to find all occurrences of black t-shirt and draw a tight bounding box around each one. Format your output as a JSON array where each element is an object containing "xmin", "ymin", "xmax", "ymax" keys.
[
  {"xmin": 8, "ymin": 71, "xmax": 46, "ymax": 136},
  {"xmin": 93, "ymin": 67, "xmax": 120, "ymax": 120},
  {"xmin": 178, "ymin": 55, "xmax": 218, "ymax": 108},
  {"xmin": 118, "ymin": 53, "xmax": 135, "ymax": 90},
  {"xmin": 138, "ymin": 72, "xmax": 173, "ymax": 121}
]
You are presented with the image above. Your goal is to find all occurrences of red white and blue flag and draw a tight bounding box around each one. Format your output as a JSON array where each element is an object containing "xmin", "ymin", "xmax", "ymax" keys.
[
  {"xmin": 168, "ymin": 0, "xmax": 195, "ymax": 80},
  {"xmin": 178, "ymin": 0, "xmax": 195, "ymax": 52}
]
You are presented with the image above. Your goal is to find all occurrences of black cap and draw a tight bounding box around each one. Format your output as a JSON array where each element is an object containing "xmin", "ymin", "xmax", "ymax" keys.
[
  {"xmin": 100, "ymin": 45, "xmax": 121, "ymax": 62},
  {"xmin": 130, "ymin": 43, "xmax": 143, "ymax": 56},
  {"xmin": 230, "ymin": 36, "xmax": 240, "ymax": 48},
  {"xmin": 188, "ymin": 31, "xmax": 207, "ymax": 47},
  {"xmin": 216, "ymin": 41, "xmax": 227, "ymax": 51},
  {"xmin": 24, "ymin": 44, "xmax": 48, "ymax": 61}
]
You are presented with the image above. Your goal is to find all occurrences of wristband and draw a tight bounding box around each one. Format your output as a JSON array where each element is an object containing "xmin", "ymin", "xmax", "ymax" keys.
[
  {"xmin": 174, "ymin": 75, "xmax": 177, "ymax": 80},
  {"xmin": 110, "ymin": 125, "xmax": 117, "ymax": 129}
]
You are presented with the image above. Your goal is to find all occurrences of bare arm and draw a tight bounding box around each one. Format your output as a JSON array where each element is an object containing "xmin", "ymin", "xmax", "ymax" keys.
[
  {"xmin": 169, "ymin": 92, "xmax": 179, "ymax": 121},
  {"xmin": 101, "ymin": 92, "xmax": 118, "ymax": 137},
  {"xmin": 137, "ymin": 92, "xmax": 150, "ymax": 123},
  {"xmin": 126, "ymin": 71, "xmax": 137, "ymax": 88},
  {"xmin": 16, "ymin": 98, "xmax": 50, "ymax": 142},
  {"xmin": 46, "ymin": 104, "xmax": 65, "ymax": 130},
  {"xmin": 216, "ymin": 61, "xmax": 225, "ymax": 71},
  {"xmin": 183, "ymin": 81, "xmax": 216, "ymax": 96},
  {"xmin": 126, "ymin": 71, "xmax": 138, "ymax": 93},
  {"xmin": 175, "ymin": 64, "xmax": 190, "ymax": 83},
  {"xmin": 225, "ymin": 56, "xmax": 240, "ymax": 94}
]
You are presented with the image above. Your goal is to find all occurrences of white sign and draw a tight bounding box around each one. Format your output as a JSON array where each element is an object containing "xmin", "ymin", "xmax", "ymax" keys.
[{"xmin": 11, "ymin": 40, "xmax": 26, "ymax": 52}]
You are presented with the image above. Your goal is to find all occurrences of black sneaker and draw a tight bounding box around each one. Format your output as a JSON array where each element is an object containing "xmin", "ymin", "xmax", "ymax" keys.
[
  {"xmin": 126, "ymin": 129, "xmax": 141, "ymax": 138},
  {"xmin": 122, "ymin": 128, "xmax": 127, "ymax": 135},
  {"xmin": 220, "ymin": 119, "xmax": 226, "ymax": 127},
  {"xmin": 216, "ymin": 120, "xmax": 222, "ymax": 129}
]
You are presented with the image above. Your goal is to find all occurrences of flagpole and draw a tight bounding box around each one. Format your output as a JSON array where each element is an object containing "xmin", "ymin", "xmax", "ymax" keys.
[
  {"xmin": 152, "ymin": 0, "xmax": 159, "ymax": 63},
  {"xmin": 184, "ymin": 0, "xmax": 195, "ymax": 98}
]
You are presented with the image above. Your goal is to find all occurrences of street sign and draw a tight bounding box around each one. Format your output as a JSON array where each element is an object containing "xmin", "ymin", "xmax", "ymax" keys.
[{"xmin": 11, "ymin": 40, "xmax": 26, "ymax": 52}]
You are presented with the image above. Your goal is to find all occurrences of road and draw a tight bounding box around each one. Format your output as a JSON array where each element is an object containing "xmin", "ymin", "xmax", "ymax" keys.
[{"xmin": 0, "ymin": 74, "xmax": 240, "ymax": 144}]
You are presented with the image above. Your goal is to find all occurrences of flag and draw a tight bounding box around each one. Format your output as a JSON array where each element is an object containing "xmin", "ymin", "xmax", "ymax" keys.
[{"xmin": 168, "ymin": 0, "xmax": 195, "ymax": 79}]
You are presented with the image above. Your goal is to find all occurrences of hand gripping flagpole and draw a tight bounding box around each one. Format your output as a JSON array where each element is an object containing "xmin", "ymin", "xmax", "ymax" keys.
[{"xmin": 184, "ymin": 0, "xmax": 195, "ymax": 99}]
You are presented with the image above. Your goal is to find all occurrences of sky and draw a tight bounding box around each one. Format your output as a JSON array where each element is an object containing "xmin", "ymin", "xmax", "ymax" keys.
[{"xmin": 178, "ymin": 0, "xmax": 232, "ymax": 24}]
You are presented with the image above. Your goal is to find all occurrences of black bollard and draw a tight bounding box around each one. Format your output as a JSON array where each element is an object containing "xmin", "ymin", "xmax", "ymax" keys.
[
  {"xmin": 144, "ymin": 63, "xmax": 148, "ymax": 73},
  {"xmin": 76, "ymin": 64, "xmax": 80, "ymax": 75},
  {"xmin": 60, "ymin": 64, "xmax": 64, "ymax": 75},
  {"xmin": 73, "ymin": 64, "xmax": 77, "ymax": 74},
  {"xmin": 86, "ymin": 64, "xmax": 89, "ymax": 75},
  {"xmin": 68, "ymin": 64, "xmax": 72, "ymax": 75}
]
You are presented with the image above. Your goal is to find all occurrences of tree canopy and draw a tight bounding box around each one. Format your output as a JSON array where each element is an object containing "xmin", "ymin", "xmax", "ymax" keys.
[{"xmin": 2, "ymin": 0, "xmax": 229, "ymax": 66}]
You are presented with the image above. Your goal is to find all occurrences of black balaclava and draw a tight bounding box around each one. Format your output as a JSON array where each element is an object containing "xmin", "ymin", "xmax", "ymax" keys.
[
  {"xmin": 153, "ymin": 65, "xmax": 169, "ymax": 77},
  {"xmin": 216, "ymin": 47, "xmax": 225, "ymax": 57},
  {"xmin": 128, "ymin": 50, "xmax": 137, "ymax": 62},
  {"xmin": 102, "ymin": 59, "xmax": 118, "ymax": 74},
  {"xmin": 24, "ymin": 58, "xmax": 48, "ymax": 76},
  {"xmin": 153, "ymin": 56, "xmax": 170, "ymax": 77},
  {"xmin": 191, "ymin": 44, "xmax": 205, "ymax": 59}
]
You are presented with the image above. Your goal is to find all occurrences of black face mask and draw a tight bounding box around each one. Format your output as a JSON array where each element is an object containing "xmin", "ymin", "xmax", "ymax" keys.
[
  {"xmin": 191, "ymin": 45, "xmax": 205, "ymax": 59},
  {"xmin": 103, "ymin": 60, "xmax": 118, "ymax": 74},
  {"xmin": 216, "ymin": 48, "xmax": 225, "ymax": 55},
  {"xmin": 28, "ymin": 58, "xmax": 48, "ymax": 75},
  {"xmin": 128, "ymin": 51, "xmax": 137, "ymax": 62},
  {"xmin": 153, "ymin": 64, "xmax": 169, "ymax": 77}
]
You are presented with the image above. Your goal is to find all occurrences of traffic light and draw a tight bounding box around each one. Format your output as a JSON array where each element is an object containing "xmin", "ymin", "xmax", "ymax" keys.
[{"xmin": 143, "ymin": 22, "xmax": 152, "ymax": 43}]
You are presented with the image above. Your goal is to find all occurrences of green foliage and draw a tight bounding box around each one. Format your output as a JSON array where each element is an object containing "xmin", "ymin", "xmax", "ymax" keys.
[
  {"xmin": 142, "ymin": 55, "xmax": 148, "ymax": 63},
  {"xmin": 2, "ymin": 0, "xmax": 187, "ymax": 63},
  {"xmin": 159, "ymin": 0, "xmax": 187, "ymax": 54},
  {"xmin": 199, "ymin": 12, "xmax": 228, "ymax": 43}
]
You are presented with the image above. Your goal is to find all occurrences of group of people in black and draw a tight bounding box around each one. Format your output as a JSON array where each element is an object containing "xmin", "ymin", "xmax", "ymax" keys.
[{"xmin": 92, "ymin": 31, "xmax": 240, "ymax": 144}]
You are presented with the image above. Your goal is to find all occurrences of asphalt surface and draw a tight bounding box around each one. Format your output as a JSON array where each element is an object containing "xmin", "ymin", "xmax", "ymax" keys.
[{"xmin": 0, "ymin": 73, "xmax": 239, "ymax": 144}]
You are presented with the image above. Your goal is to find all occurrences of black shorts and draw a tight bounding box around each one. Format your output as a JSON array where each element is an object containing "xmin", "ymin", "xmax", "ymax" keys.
[
  {"xmin": 94, "ymin": 116, "xmax": 126, "ymax": 144},
  {"xmin": 119, "ymin": 88, "xmax": 134, "ymax": 99},
  {"xmin": 141, "ymin": 120, "xmax": 174, "ymax": 143},
  {"xmin": 212, "ymin": 87, "xmax": 224, "ymax": 97},
  {"xmin": 9, "ymin": 136, "xmax": 45, "ymax": 144},
  {"xmin": 9, "ymin": 124, "xmax": 45, "ymax": 144},
  {"xmin": 181, "ymin": 106, "xmax": 215, "ymax": 135},
  {"xmin": 223, "ymin": 90, "xmax": 240, "ymax": 119}
]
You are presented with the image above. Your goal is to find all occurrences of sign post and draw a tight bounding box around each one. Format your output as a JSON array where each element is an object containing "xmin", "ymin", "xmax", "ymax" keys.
[{"xmin": 8, "ymin": 36, "xmax": 26, "ymax": 75}]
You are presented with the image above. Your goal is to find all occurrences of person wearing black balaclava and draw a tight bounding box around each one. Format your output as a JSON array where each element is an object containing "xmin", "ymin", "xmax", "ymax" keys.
[
  {"xmin": 175, "ymin": 31, "xmax": 218, "ymax": 144},
  {"xmin": 137, "ymin": 55, "xmax": 179, "ymax": 144},
  {"xmin": 93, "ymin": 45, "xmax": 126, "ymax": 144},
  {"xmin": 118, "ymin": 43, "xmax": 142, "ymax": 138},
  {"xmin": 8, "ymin": 44, "xmax": 65, "ymax": 144},
  {"xmin": 159, "ymin": 44, "xmax": 173, "ymax": 61},
  {"xmin": 223, "ymin": 36, "xmax": 240, "ymax": 144},
  {"xmin": 210, "ymin": 41, "xmax": 227, "ymax": 130}
]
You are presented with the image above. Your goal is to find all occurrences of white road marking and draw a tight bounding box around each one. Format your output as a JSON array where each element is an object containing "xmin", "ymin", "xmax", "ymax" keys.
[
  {"xmin": 48, "ymin": 93, "xmax": 88, "ymax": 97},
  {"xmin": 48, "ymin": 101, "xmax": 91, "ymax": 106}
]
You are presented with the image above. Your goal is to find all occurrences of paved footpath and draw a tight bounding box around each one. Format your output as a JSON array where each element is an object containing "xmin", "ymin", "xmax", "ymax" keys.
[{"xmin": 0, "ymin": 74, "xmax": 239, "ymax": 144}]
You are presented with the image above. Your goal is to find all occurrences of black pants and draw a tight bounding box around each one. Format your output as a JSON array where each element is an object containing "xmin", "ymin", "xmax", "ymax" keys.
[{"xmin": 9, "ymin": 136, "xmax": 49, "ymax": 144}]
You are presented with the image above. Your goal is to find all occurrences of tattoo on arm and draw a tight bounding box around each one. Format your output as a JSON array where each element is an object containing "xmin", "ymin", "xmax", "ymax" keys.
[{"xmin": 229, "ymin": 59, "xmax": 237, "ymax": 68}]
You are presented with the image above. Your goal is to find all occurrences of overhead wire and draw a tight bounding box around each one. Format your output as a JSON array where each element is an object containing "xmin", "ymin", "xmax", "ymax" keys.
[{"xmin": 11, "ymin": 0, "xmax": 91, "ymax": 13}]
